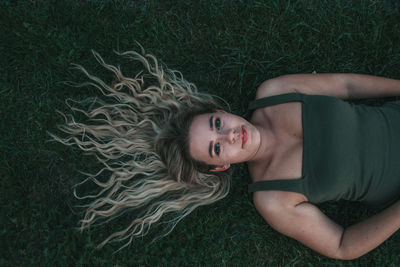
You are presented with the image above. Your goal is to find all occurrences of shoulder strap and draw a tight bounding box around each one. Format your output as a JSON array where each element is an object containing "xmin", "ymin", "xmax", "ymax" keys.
[
  {"xmin": 248, "ymin": 178, "xmax": 306, "ymax": 194},
  {"xmin": 248, "ymin": 93, "xmax": 304, "ymax": 111}
]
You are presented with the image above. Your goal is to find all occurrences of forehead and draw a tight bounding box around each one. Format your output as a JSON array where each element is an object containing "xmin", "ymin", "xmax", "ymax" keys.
[{"xmin": 188, "ymin": 113, "xmax": 214, "ymax": 163}]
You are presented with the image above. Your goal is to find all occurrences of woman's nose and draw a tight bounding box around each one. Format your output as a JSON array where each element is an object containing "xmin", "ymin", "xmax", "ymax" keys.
[{"xmin": 222, "ymin": 128, "xmax": 239, "ymax": 144}]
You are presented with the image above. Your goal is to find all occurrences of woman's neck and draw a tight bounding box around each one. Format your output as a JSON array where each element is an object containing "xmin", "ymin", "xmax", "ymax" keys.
[{"xmin": 248, "ymin": 123, "xmax": 277, "ymax": 164}]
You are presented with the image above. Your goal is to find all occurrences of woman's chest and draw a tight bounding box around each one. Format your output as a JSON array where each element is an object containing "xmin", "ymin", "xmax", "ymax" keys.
[{"xmin": 249, "ymin": 102, "xmax": 304, "ymax": 181}]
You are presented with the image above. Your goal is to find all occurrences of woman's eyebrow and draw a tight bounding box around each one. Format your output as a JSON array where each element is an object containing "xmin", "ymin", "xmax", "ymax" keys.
[{"xmin": 208, "ymin": 115, "xmax": 214, "ymax": 158}]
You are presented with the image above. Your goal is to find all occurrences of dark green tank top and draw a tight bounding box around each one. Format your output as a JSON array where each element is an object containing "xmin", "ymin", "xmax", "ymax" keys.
[{"xmin": 248, "ymin": 93, "xmax": 400, "ymax": 207}]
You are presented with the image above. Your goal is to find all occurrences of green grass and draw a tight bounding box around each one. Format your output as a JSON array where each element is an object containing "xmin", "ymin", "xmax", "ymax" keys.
[{"xmin": 1, "ymin": 0, "xmax": 400, "ymax": 265}]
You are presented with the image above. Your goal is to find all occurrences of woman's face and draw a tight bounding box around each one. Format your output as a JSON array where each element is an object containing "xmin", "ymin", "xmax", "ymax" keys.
[{"xmin": 188, "ymin": 111, "xmax": 261, "ymax": 169}]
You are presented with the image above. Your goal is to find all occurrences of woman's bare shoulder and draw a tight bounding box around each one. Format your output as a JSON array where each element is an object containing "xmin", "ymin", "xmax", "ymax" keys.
[
  {"xmin": 253, "ymin": 190, "xmax": 306, "ymax": 212},
  {"xmin": 255, "ymin": 75, "xmax": 298, "ymax": 99}
]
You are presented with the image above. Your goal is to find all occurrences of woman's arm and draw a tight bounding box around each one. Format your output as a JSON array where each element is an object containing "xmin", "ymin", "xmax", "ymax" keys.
[
  {"xmin": 254, "ymin": 192, "xmax": 400, "ymax": 260},
  {"xmin": 257, "ymin": 74, "xmax": 400, "ymax": 99}
]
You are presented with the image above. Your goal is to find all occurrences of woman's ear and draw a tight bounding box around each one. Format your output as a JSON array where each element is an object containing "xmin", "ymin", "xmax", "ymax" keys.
[{"xmin": 210, "ymin": 164, "xmax": 230, "ymax": 172}]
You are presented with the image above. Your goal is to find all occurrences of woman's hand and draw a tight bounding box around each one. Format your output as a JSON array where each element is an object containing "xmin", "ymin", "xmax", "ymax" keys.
[
  {"xmin": 254, "ymin": 191, "xmax": 400, "ymax": 260},
  {"xmin": 257, "ymin": 74, "xmax": 400, "ymax": 100}
]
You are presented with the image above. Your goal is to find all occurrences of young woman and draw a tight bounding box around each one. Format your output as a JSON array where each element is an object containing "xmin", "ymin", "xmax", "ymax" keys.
[
  {"xmin": 53, "ymin": 49, "xmax": 400, "ymax": 259},
  {"xmin": 188, "ymin": 74, "xmax": 400, "ymax": 260}
]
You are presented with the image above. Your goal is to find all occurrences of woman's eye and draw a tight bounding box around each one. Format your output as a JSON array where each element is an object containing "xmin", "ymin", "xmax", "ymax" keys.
[
  {"xmin": 215, "ymin": 142, "xmax": 221, "ymax": 155},
  {"xmin": 215, "ymin": 118, "xmax": 221, "ymax": 131}
]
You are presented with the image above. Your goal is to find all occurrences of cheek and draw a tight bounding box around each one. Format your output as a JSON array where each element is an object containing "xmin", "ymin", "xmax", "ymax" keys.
[{"xmin": 223, "ymin": 144, "xmax": 242, "ymax": 159}]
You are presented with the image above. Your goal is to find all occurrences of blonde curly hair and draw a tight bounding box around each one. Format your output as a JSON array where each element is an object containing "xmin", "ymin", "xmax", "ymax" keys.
[{"xmin": 50, "ymin": 48, "xmax": 232, "ymax": 250}]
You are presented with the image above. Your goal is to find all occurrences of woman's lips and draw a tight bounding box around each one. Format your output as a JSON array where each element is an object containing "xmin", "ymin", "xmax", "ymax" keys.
[{"xmin": 241, "ymin": 127, "xmax": 248, "ymax": 147}]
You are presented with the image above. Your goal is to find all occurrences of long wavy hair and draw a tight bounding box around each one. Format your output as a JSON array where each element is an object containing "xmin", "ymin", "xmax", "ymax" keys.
[{"xmin": 50, "ymin": 48, "xmax": 233, "ymax": 250}]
